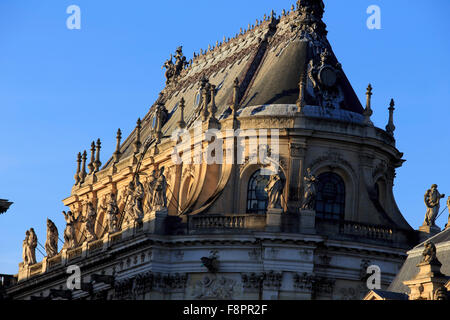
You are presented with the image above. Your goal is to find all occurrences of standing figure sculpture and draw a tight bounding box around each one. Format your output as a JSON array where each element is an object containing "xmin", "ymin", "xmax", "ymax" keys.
[
  {"xmin": 152, "ymin": 167, "xmax": 168, "ymax": 211},
  {"xmin": 446, "ymin": 196, "xmax": 450, "ymax": 229},
  {"xmin": 421, "ymin": 241, "xmax": 438, "ymax": 264},
  {"xmin": 162, "ymin": 55, "xmax": 175, "ymax": 85},
  {"xmin": 105, "ymin": 193, "xmax": 119, "ymax": 234},
  {"xmin": 27, "ymin": 228, "xmax": 38, "ymax": 265},
  {"xmin": 82, "ymin": 201, "xmax": 97, "ymax": 242},
  {"xmin": 124, "ymin": 175, "xmax": 145, "ymax": 225},
  {"xmin": 45, "ymin": 219, "xmax": 59, "ymax": 258},
  {"xmin": 62, "ymin": 210, "xmax": 79, "ymax": 249},
  {"xmin": 423, "ymin": 184, "xmax": 445, "ymax": 227},
  {"xmin": 301, "ymin": 168, "xmax": 318, "ymax": 210},
  {"xmin": 145, "ymin": 170, "xmax": 158, "ymax": 212},
  {"xmin": 22, "ymin": 230, "xmax": 30, "ymax": 266},
  {"xmin": 265, "ymin": 170, "xmax": 284, "ymax": 209}
]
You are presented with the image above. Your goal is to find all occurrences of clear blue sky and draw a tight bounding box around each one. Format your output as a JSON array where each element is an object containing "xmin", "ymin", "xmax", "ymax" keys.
[{"xmin": 0, "ymin": 0, "xmax": 449, "ymax": 274}]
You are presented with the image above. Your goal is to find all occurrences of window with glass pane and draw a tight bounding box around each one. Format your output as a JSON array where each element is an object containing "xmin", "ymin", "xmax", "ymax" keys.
[
  {"xmin": 315, "ymin": 172, "xmax": 345, "ymax": 220},
  {"xmin": 247, "ymin": 170, "xmax": 269, "ymax": 214}
]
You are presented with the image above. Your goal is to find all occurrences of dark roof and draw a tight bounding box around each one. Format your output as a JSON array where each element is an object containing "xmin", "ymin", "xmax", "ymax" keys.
[
  {"xmin": 0, "ymin": 199, "xmax": 12, "ymax": 214},
  {"xmin": 102, "ymin": 0, "xmax": 366, "ymax": 169},
  {"xmin": 371, "ymin": 289, "xmax": 409, "ymax": 300},
  {"xmin": 389, "ymin": 229, "xmax": 450, "ymax": 293}
]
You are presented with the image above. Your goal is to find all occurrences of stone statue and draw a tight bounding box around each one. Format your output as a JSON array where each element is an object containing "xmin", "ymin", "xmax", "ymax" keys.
[
  {"xmin": 22, "ymin": 230, "xmax": 30, "ymax": 265},
  {"xmin": 421, "ymin": 241, "xmax": 438, "ymax": 264},
  {"xmin": 301, "ymin": 168, "xmax": 318, "ymax": 210},
  {"xmin": 152, "ymin": 167, "xmax": 168, "ymax": 211},
  {"xmin": 62, "ymin": 210, "xmax": 79, "ymax": 249},
  {"xmin": 174, "ymin": 46, "xmax": 187, "ymax": 76},
  {"xmin": 124, "ymin": 175, "xmax": 145, "ymax": 224},
  {"xmin": 265, "ymin": 171, "xmax": 284, "ymax": 209},
  {"xmin": 105, "ymin": 193, "xmax": 119, "ymax": 234},
  {"xmin": 45, "ymin": 219, "xmax": 59, "ymax": 258},
  {"xmin": 423, "ymin": 184, "xmax": 445, "ymax": 227},
  {"xmin": 82, "ymin": 201, "xmax": 97, "ymax": 242},
  {"xmin": 27, "ymin": 228, "xmax": 37, "ymax": 265},
  {"xmin": 162, "ymin": 55, "xmax": 175, "ymax": 85},
  {"xmin": 145, "ymin": 170, "xmax": 158, "ymax": 211}
]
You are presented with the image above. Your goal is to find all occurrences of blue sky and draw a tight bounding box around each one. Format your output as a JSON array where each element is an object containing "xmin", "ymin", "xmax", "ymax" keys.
[{"xmin": 0, "ymin": 0, "xmax": 449, "ymax": 274}]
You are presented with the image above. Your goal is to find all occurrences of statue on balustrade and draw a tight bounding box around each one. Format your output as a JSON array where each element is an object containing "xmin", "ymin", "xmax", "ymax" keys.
[
  {"xmin": 22, "ymin": 230, "xmax": 30, "ymax": 266},
  {"xmin": 45, "ymin": 219, "xmax": 59, "ymax": 258},
  {"xmin": 105, "ymin": 193, "xmax": 119, "ymax": 234},
  {"xmin": 301, "ymin": 168, "xmax": 318, "ymax": 210},
  {"xmin": 421, "ymin": 241, "xmax": 438, "ymax": 264},
  {"xmin": 62, "ymin": 210, "xmax": 79, "ymax": 249},
  {"xmin": 124, "ymin": 175, "xmax": 145, "ymax": 224},
  {"xmin": 25, "ymin": 228, "xmax": 37, "ymax": 265},
  {"xmin": 265, "ymin": 170, "xmax": 284, "ymax": 209},
  {"xmin": 423, "ymin": 184, "xmax": 445, "ymax": 227},
  {"xmin": 152, "ymin": 167, "xmax": 168, "ymax": 211},
  {"xmin": 82, "ymin": 201, "xmax": 97, "ymax": 242},
  {"xmin": 145, "ymin": 169, "xmax": 158, "ymax": 212}
]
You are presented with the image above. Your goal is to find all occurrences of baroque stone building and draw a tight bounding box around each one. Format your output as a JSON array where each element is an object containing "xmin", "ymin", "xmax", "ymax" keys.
[{"xmin": 6, "ymin": 0, "xmax": 420, "ymax": 300}]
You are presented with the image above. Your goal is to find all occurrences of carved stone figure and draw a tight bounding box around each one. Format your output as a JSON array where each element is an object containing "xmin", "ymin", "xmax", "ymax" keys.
[
  {"xmin": 45, "ymin": 219, "xmax": 59, "ymax": 258},
  {"xmin": 125, "ymin": 175, "xmax": 145, "ymax": 224},
  {"xmin": 423, "ymin": 184, "xmax": 445, "ymax": 226},
  {"xmin": 82, "ymin": 201, "xmax": 97, "ymax": 242},
  {"xmin": 421, "ymin": 241, "xmax": 438, "ymax": 264},
  {"xmin": 301, "ymin": 168, "xmax": 318, "ymax": 210},
  {"xmin": 27, "ymin": 228, "xmax": 37, "ymax": 265},
  {"xmin": 152, "ymin": 168, "xmax": 168, "ymax": 211},
  {"xmin": 162, "ymin": 55, "xmax": 175, "ymax": 85},
  {"xmin": 174, "ymin": 46, "xmax": 187, "ymax": 76},
  {"xmin": 264, "ymin": 171, "xmax": 284, "ymax": 209},
  {"xmin": 105, "ymin": 193, "xmax": 119, "ymax": 234},
  {"xmin": 22, "ymin": 230, "xmax": 30, "ymax": 265},
  {"xmin": 145, "ymin": 170, "xmax": 158, "ymax": 212},
  {"xmin": 62, "ymin": 210, "xmax": 79, "ymax": 249}
]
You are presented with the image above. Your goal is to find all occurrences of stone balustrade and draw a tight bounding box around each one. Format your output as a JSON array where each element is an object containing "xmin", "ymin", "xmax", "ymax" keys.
[
  {"xmin": 189, "ymin": 214, "xmax": 266, "ymax": 231},
  {"xmin": 340, "ymin": 220, "xmax": 394, "ymax": 241}
]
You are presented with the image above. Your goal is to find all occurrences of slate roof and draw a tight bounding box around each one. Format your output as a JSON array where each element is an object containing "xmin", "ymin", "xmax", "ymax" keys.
[{"xmin": 103, "ymin": 0, "xmax": 366, "ymax": 169}]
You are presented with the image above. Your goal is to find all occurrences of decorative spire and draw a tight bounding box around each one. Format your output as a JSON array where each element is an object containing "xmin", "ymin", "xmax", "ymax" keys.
[
  {"xmin": 94, "ymin": 139, "xmax": 102, "ymax": 172},
  {"xmin": 385, "ymin": 99, "xmax": 396, "ymax": 136},
  {"xmin": 177, "ymin": 97, "xmax": 186, "ymax": 129},
  {"xmin": 113, "ymin": 129, "xmax": 122, "ymax": 163},
  {"xmin": 209, "ymin": 85, "xmax": 217, "ymax": 121},
  {"xmin": 88, "ymin": 141, "xmax": 95, "ymax": 175},
  {"xmin": 79, "ymin": 150, "xmax": 87, "ymax": 184},
  {"xmin": 74, "ymin": 152, "xmax": 81, "ymax": 185},
  {"xmin": 297, "ymin": 68, "xmax": 307, "ymax": 114},
  {"xmin": 202, "ymin": 83, "xmax": 210, "ymax": 121},
  {"xmin": 232, "ymin": 78, "xmax": 240, "ymax": 116},
  {"xmin": 363, "ymin": 84, "xmax": 374, "ymax": 126},
  {"xmin": 133, "ymin": 118, "xmax": 142, "ymax": 154}
]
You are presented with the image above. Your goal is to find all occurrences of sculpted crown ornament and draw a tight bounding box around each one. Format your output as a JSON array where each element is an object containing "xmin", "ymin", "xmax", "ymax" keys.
[{"xmin": 294, "ymin": 0, "xmax": 327, "ymax": 38}]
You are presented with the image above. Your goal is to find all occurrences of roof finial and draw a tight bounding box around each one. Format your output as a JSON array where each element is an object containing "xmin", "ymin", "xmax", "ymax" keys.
[
  {"xmin": 134, "ymin": 118, "xmax": 142, "ymax": 154},
  {"xmin": 74, "ymin": 152, "xmax": 81, "ymax": 185},
  {"xmin": 94, "ymin": 139, "xmax": 102, "ymax": 172},
  {"xmin": 232, "ymin": 78, "xmax": 240, "ymax": 116},
  {"xmin": 113, "ymin": 129, "xmax": 122, "ymax": 163},
  {"xmin": 178, "ymin": 97, "xmax": 186, "ymax": 129},
  {"xmin": 296, "ymin": 68, "xmax": 307, "ymax": 114},
  {"xmin": 385, "ymin": 99, "xmax": 396, "ymax": 136},
  {"xmin": 209, "ymin": 85, "xmax": 217, "ymax": 122},
  {"xmin": 363, "ymin": 84, "xmax": 374, "ymax": 126},
  {"xmin": 202, "ymin": 83, "xmax": 210, "ymax": 122},
  {"xmin": 88, "ymin": 141, "xmax": 95, "ymax": 174},
  {"xmin": 79, "ymin": 150, "xmax": 87, "ymax": 184}
]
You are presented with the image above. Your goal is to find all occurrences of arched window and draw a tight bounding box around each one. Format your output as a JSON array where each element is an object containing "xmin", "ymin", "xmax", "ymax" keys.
[
  {"xmin": 315, "ymin": 172, "xmax": 345, "ymax": 220},
  {"xmin": 247, "ymin": 170, "xmax": 269, "ymax": 214}
]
